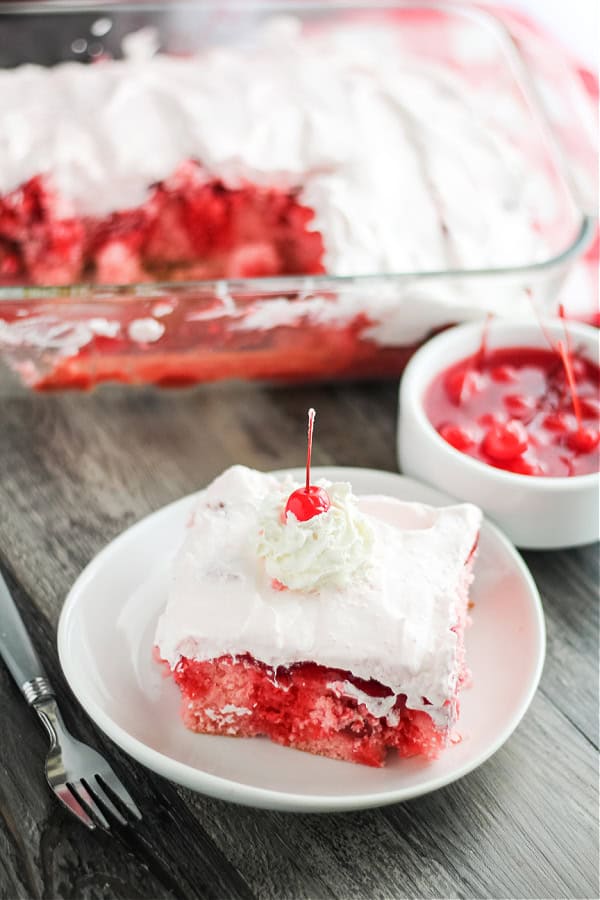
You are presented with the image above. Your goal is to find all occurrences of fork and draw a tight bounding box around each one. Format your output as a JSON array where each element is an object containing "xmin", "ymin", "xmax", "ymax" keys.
[{"xmin": 0, "ymin": 569, "xmax": 141, "ymax": 830}]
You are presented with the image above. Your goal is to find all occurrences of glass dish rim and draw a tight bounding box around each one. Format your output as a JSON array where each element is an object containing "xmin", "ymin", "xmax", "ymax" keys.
[{"xmin": 0, "ymin": 0, "xmax": 596, "ymax": 304}]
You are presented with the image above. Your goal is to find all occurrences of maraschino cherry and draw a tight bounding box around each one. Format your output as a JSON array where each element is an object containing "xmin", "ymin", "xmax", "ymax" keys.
[
  {"xmin": 482, "ymin": 419, "xmax": 528, "ymax": 462},
  {"xmin": 555, "ymin": 337, "xmax": 599, "ymax": 453},
  {"xmin": 285, "ymin": 408, "xmax": 331, "ymax": 521}
]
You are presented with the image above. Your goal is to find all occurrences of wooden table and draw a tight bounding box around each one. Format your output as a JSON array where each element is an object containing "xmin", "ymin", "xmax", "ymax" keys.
[{"xmin": 0, "ymin": 376, "xmax": 597, "ymax": 900}]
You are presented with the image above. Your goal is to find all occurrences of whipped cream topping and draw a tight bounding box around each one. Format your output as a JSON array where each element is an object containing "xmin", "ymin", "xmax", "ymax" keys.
[
  {"xmin": 155, "ymin": 465, "xmax": 482, "ymax": 723},
  {"xmin": 257, "ymin": 481, "xmax": 374, "ymax": 591},
  {"xmin": 0, "ymin": 17, "xmax": 551, "ymax": 273}
]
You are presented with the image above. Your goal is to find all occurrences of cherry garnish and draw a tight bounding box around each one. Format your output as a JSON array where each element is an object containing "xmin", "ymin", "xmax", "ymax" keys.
[
  {"xmin": 567, "ymin": 426, "xmax": 599, "ymax": 454},
  {"xmin": 482, "ymin": 419, "xmax": 528, "ymax": 462},
  {"xmin": 285, "ymin": 408, "xmax": 330, "ymax": 522},
  {"xmin": 285, "ymin": 484, "xmax": 331, "ymax": 521},
  {"xmin": 555, "ymin": 335, "xmax": 599, "ymax": 459}
]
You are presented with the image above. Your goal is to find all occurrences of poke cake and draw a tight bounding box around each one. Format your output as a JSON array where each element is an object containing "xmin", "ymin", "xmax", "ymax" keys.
[
  {"xmin": 0, "ymin": 16, "xmax": 551, "ymax": 287},
  {"xmin": 155, "ymin": 413, "xmax": 482, "ymax": 767}
]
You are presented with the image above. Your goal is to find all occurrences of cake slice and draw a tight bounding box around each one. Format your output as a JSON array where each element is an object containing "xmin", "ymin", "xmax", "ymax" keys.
[{"xmin": 155, "ymin": 465, "xmax": 481, "ymax": 767}]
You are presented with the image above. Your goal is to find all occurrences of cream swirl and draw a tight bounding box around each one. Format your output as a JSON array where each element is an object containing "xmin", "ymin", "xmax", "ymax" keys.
[{"xmin": 257, "ymin": 481, "xmax": 375, "ymax": 591}]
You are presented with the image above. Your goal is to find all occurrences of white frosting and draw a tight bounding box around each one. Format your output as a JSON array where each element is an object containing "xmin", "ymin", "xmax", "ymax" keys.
[
  {"xmin": 0, "ymin": 18, "xmax": 551, "ymax": 273},
  {"xmin": 127, "ymin": 317, "xmax": 165, "ymax": 343},
  {"xmin": 326, "ymin": 680, "xmax": 401, "ymax": 726},
  {"xmin": 88, "ymin": 317, "xmax": 121, "ymax": 338},
  {"xmin": 257, "ymin": 481, "xmax": 374, "ymax": 591},
  {"xmin": 155, "ymin": 465, "xmax": 482, "ymax": 723}
]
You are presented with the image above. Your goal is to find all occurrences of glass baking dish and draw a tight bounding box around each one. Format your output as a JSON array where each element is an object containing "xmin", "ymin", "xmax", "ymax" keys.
[{"xmin": 0, "ymin": 0, "xmax": 595, "ymax": 390}]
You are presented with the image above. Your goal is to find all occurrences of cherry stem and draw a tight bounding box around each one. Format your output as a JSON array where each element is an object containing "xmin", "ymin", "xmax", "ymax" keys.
[
  {"xmin": 458, "ymin": 313, "xmax": 493, "ymax": 405},
  {"xmin": 559, "ymin": 303, "xmax": 574, "ymax": 360},
  {"xmin": 528, "ymin": 300, "xmax": 583, "ymax": 429},
  {"xmin": 556, "ymin": 340, "xmax": 582, "ymax": 429},
  {"xmin": 478, "ymin": 312, "xmax": 494, "ymax": 367},
  {"xmin": 306, "ymin": 408, "xmax": 315, "ymax": 492},
  {"xmin": 526, "ymin": 291, "xmax": 557, "ymax": 352}
]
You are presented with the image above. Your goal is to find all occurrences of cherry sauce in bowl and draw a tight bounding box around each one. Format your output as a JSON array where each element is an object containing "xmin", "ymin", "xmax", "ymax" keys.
[{"xmin": 425, "ymin": 346, "xmax": 599, "ymax": 478}]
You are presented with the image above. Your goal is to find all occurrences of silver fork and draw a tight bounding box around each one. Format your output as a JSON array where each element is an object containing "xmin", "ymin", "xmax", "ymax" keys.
[{"xmin": 0, "ymin": 570, "xmax": 141, "ymax": 830}]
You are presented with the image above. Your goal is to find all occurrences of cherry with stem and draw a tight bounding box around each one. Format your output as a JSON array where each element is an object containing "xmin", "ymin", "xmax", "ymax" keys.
[{"xmin": 285, "ymin": 408, "xmax": 331, "ymax": 522}]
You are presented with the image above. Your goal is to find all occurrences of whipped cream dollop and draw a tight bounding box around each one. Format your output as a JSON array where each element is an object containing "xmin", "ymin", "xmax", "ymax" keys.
[
  {"xmin": 257, "ymin": 481, "xmax": 374, "ymax": 591},
  {"xmin": 0, "ymin": 17, "xmax": 554, "ymax": 273}
]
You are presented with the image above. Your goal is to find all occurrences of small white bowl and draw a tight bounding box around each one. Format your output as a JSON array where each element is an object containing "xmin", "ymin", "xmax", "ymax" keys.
[{"xmin": 398, "ymin": 320, "xmax": 599, "ymax": 549}]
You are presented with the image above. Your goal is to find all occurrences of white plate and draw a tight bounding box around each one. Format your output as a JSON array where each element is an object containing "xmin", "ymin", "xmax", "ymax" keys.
[{"xmin": 58, "ymin": 468, "xmax": 545, "ymax": 813}]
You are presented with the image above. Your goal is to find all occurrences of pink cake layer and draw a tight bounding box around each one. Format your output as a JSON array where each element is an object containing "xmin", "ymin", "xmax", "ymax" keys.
[{"xmin": 169, "ymin": 655, "xmax": 449, "ymax": 767}]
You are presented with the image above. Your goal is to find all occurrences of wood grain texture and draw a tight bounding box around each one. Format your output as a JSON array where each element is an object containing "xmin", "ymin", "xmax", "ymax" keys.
[{"xmin": 0, "ymin": 377, "xmax": 598, "ymax": 900}]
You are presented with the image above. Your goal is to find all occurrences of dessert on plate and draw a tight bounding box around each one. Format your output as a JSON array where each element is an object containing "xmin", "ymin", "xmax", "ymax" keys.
[
  {"xmin": 0, "ymin": 18, "xmax": 550, "ymax": 287},
  {"xmin": 155, "ymin": 412, "xmax": 482, "ymax": 766}
]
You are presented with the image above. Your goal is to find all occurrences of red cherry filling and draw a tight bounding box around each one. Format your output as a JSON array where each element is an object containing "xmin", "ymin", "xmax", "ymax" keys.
[
  {"xmin": 569, "ymin": 357, "xmax": 588, "ymax": 380},
  {"xmin": 439, "ymin": 423, "xmax": 475, "ymax": 452},
  {"xmin": 477, "ymin": 412, "xmax": 504, "ymax": 428},
  {"xmin": 490, "ymin": 364, "xmax": 517, "ymax": 383},
  {"xmin": 425, "ymin": 344, "xmax": 599, "ymax": 478},
  {"xmin": 482, "ymin": 420, "xmax": 528, "ymax": 462},
  {"xmin": 444, "ymin": 367, "xmax": 484, "ymax": 405},
  {"xmin": 542, "ymin": 411, "xmax": 572, "ymax": 432},
  {"xmin": 285, "ymin": 485, "xmax": 331, "ymax": 521},
  {"xmin": 580, "ymin": 396, "xmax": 600, "ymax": 419},
  {"xmin": 567, "ymin": 426, "xmax": 599, "ymax": 454},
  {"xmin": 503, "ymin": 393, "xmax": 536, "ymax": 420},
  {"xmin": 510, "ymin": 457, "xmax": 545, "ymax": 476}
]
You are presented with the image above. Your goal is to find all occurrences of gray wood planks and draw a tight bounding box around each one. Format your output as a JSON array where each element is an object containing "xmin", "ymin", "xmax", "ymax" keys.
[{"xmin": 0, "ymin": 378, "xmax": 598, "ymax": 900}]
